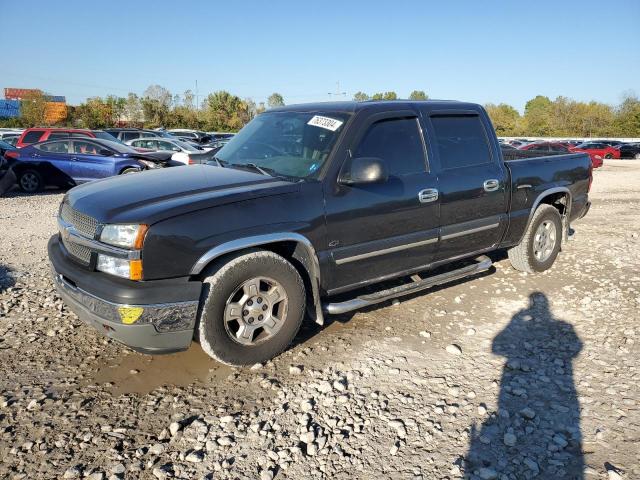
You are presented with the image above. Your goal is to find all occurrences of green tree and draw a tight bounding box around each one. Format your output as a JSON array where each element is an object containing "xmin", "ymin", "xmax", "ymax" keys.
[
  {"xmin": 204, "ymin": 91, "xmax": 250, "ymax": 131},
  {"xmin": 371, "ymin": 91, "xmax": 398, "ymax": 101},
  {"xmin": 484, "ymin": 103, "xmax": 520, "ymax": 136},
  {"xmin": 408, "ymin": 90, "xmax": 428, "ymax": 100},
  {"xmin": 267, "ymin": 93, "xmax": 285, "ymax": 109},
  {"xmin": 614, "ymin": 93, "xmax": 640, "ymax": 137},
  {"xmin": 353, "ymin": 91, "xmax": 370, "ymax": 102},
  {"xmin": 20, "ymin": 90, "xmax": 47, "ymax": 126},
  {"xmin": 124, "ymin": 93, "xmax": 143, "ymax": 126},
  {"xmin": 523, "ymin": 95, "xmax": 553, "ymax": 136},
  {"xmin": 141, "ymin": 85, "xmax": 173, "ymax": 127},
  {"xmin": 76, "ymin": 97, "xmax": 112, "ymax": 128}
]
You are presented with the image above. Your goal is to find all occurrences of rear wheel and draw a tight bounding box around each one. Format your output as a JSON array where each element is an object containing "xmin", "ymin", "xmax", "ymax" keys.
[
  {"xmin": 197, "ymin": 249, "xmax": 306, "ymax": 366},
  {"xmin": 508, "ymin": 204, "xmax": 562, "ymax": 273},
  {"xmin": 18, "ymin": 169, "xmax": 43, "ymax": 193}
]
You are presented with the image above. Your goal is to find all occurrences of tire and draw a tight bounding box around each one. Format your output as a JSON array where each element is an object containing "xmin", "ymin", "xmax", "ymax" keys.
[
  {"xmin": 634, "ymin": 153, "xmax": 640, "ymax": 160},
  {"xmin": 508, "ymin": 204, "xmax": 562, "ymax": 273},
  {"xmin": 197, "ymin": 249, "xmax": 306, "ymax": 366},
  {"xmin": 604, "ymin": 153, "xmax": 613, "ymax": 159},
  {"xmin": 120, "ymin": 167, "xmax": 139, "ymax": 174},
  {"xmin": 18, "ymin": 169, "xmax": 43, "ymax": 193}
]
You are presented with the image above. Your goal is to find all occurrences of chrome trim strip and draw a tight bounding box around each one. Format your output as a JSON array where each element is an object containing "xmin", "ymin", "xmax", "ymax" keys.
[
  {"xmin": 58, "ymin": 217, "xmax": 140, "ymax": 260},
  {"xmin": 189, "ymin": 232, "xmax": 324, "ymax": 325},
  {"xmin": 335, "ymin": 237, "xmax": 438, "ymax": 265},
  {"xmin": 441, "ymin": 222, "xmax": 500, "ymax": 241}
]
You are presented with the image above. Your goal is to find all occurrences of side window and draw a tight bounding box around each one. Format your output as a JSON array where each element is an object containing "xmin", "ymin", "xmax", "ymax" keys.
[
  {"xmin": 143, "ymin": 140, "xmax": 157, "ymax": 149},
  {"xmin": 48, "ymin": 132, "xmax": 70, "ymax": 140},
  {"xmin": 122, "ymin": 131, "xmax": 140, "ymax": 141},
  {"xmin": 22, "ymin": 130, "xmax": 45, "ymax": 144},
  {"xmin": 430, "ymin": 115, "xmax": 492, "ymax": 169},
  {"xmin": 72, "ymin": 141, "xmax": 100, "ymax": 155},
  {"xmin": 36, "ymin": 141, "xmax": 69, "ymax": 153},
  {"xmin": 354, "ymin": 118, "xmax": 426, "ymax": 176}
]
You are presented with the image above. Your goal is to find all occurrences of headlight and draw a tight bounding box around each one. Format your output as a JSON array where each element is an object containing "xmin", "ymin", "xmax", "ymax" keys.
[
  {"xmin": 100, "ymin": 224, "xmax": 148, "ymax": 249},
  {"xmin": 138, "ymin": 159, "xmax": 160, "ymax": 169},
  {"xmin": 97, "ymin": 255, "xmax": 143, "ymax": 280}
]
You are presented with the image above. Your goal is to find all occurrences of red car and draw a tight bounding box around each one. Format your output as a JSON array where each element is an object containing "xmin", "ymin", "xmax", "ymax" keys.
[
  {"xmin": 569, "ymin": 142, "xmax": 619, "ymax": 168},
  {"xmin": 15, "ymin": 128, "xmax": 117, "ymax": 148},
  {"xmin": 517, "ymin": 142, "xmax": 570, "ymax": 153}
]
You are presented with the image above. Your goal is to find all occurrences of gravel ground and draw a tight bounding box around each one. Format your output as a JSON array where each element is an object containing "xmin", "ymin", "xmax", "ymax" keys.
[{"xmin": 0, "ymin": 160, "xmax": 638, "ymax": 480}]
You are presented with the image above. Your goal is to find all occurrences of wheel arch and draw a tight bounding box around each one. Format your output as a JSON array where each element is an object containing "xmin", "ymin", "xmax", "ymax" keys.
[
  {"xmin": 523, "ymin": 187, "xmax": 571, "ymax": 243},
  {"xmin": 191, "ymin": 233, "xmax": 324, "ymax": 325}
]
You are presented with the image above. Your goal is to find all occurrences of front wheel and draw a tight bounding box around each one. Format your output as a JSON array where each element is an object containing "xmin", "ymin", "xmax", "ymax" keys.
[
  {"xmin": 197, "ymin": 249, "xmax": 306, "ymax": 366},
  {"xmin": 120, "ymin": 167, "xmax": 140, "ymax": 174},
  {"xmin": 508, "ymin": 204, "xmax": 562, "ymax": 273}
]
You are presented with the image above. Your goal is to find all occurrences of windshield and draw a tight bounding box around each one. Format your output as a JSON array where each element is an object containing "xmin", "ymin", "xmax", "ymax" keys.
[
  {"xmin": 214, "ymin": 111, "xmax": 349, "ymax": 179},
  {"xmin": 93, "ymin": 131, "xmax": 119, "ymax": 142}
]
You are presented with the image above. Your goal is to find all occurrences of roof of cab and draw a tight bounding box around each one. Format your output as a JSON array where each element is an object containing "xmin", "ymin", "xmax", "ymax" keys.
[{"xmin": 267, "ymin": 99, "xmax": 482, "ymax": 115}]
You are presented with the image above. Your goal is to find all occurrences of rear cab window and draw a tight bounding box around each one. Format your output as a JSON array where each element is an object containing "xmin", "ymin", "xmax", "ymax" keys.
[{"xmin": 429, "ymin": 115, "xmax": 492, "ymax": 170}]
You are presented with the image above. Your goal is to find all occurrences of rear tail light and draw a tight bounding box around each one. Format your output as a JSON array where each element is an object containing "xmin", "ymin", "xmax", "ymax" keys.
[
  {"xmin": 4, "ymin": 151, "xmax": 19, "ymax": 160},
  {"xmin": 188, "ymin": 156, "xmax": 194, "ymax": 165},
  {"xmin": 588, "ymin": 165, "xmax": 593, "ymax": 192}
]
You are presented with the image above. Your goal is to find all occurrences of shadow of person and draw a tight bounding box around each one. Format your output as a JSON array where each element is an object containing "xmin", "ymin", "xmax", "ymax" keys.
[{"xmin": 465, "ymin": 292, "xmax": 584, "ymax": 480}]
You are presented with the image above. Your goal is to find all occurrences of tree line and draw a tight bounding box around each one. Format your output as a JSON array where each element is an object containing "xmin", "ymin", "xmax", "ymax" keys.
[{"xmin": 2, "ymin": 86, "xmax": 639, "ymax": 137}]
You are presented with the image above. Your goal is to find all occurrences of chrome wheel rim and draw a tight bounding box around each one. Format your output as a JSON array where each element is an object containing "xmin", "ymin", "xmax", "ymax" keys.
[
  {"xmin": 223, "ymin": 276, "xmax": 288, "ymax": 346},
  {"xmin": 533, "ymin": 220, "xmax": 557, "ymax": 262},
  {"xmin": 20, "ymin": 173, "xmax": 39, "ymax": 192}
]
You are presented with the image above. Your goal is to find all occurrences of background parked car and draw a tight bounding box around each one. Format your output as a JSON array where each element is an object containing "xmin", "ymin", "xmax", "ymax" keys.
[
  {"xmin": 569, "ymin": 142, "xmax": 620, "ymax": 163},
  {"xmin": 15, "ymin": 128, "xmax": 118, "ymax": 148},
  {"xmin": 5, "ymin": 138, "xmax": 167, "ymax": 192},
  {"xmin": 517, "ymin": 142, "xmax": 570, "ymax": 153},
  {"xmin": 104, "ymin": 128, "xmax": 175, "ymax": 142},
  {"xmin": 0, "ymin": 139, "xmax": 17, "ymax": 158},
  {"xmin": 126, "ymin": 137, "xmax": 213, "ymax": 164},
  {"xmin": 167, "ymin": 129, "xmax": 211, "ymax": 144},
  {"xmin": 0, "ymin": 129, "xmax": 24, "ymax": 140},
  {"xmin": 617, "ymin": 142, "xmax": 640, "ymax": 159},
  {"xmin": 1, "ymin": 135, "xmax": 20, "ymax": 146}
]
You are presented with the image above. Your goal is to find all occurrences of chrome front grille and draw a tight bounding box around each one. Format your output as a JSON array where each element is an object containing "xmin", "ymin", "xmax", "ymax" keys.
[
  {"xmin": 59, "ymin": 200, "xmax": 99, "ymax": 265},
  {"xmin": 60, "ymin": 201, "xmax": 98, "ymax": 238},
  {"xmin": 61, "ymin": 237, "xmax": 92, "ymax": 265}
]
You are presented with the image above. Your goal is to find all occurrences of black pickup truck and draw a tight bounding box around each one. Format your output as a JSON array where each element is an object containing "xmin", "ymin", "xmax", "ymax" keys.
[{"xmin": 48, "ymin": 100, "xmax": 592, "ymax": 366}]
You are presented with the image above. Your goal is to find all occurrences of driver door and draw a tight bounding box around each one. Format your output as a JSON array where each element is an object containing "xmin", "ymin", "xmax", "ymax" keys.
[{"xmin": 323, "ymin": 111, "xmax": 440, "ymax": 293}]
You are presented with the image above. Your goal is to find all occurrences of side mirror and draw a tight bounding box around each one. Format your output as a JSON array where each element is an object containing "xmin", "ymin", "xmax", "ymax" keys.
[
  {"xmin": 339, "ymin": 157, "xmax": 388, "ymax": 185},
  {"xmin": 99, "ymin": 149, "xmax": 113, "ymax": 156}
]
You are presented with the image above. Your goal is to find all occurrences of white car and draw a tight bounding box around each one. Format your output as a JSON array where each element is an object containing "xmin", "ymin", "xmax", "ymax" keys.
[{"xmin": 126, "ymin": 137, "xmax": 210, "ymax": 165}]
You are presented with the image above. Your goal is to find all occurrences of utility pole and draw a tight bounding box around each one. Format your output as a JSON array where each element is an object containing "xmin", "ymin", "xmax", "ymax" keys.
[{"xmin": 328, "ymin": 81, "xmax": 346, "ymax": 99}]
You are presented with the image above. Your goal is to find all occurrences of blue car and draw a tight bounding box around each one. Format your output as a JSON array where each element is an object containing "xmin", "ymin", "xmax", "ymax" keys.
[{"xmin": 7, "ymin": 138, "xmax": 168, "ymax": 193}]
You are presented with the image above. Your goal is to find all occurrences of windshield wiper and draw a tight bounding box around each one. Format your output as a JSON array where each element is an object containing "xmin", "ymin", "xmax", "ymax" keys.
[
  {"xmin": 211, "ymin": 155, "xmax": 226, "ymax": 167},
  {"xmin": 228, "ymin": 162, "xmax": 273, "ymax": 177}
]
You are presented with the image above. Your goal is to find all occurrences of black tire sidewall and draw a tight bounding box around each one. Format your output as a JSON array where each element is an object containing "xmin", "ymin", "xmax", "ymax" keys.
[
  {"xmin": 527, "ymin": 208, "xmax": 562, "ymax": 272},
  {"xmin": 19, "ymin": 169, "xmax": 43, "ymax": 193},
  {"xmin": 200, "ymin": 253, "xmax": 305, "ymax": 365}
]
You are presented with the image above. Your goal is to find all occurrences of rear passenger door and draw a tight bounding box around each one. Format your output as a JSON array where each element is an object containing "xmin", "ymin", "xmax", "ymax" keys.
[
  {"xmin": 424, "ymin": 112, "xmax": 508, "ymax": 261},
  {"xmin": 324, "ymin": 111, "xmax": 440, "ymax": 292}
]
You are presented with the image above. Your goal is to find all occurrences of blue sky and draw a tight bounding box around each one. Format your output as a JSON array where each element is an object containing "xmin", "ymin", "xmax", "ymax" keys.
[{"xmin": 1, "ymin": 0, "xmax": 638, "ymax": 111}]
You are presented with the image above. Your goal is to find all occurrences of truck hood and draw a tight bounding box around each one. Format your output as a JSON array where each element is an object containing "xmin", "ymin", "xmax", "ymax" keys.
[{"xmin": 65, "ymin": 165, "xmax": 299, "ymax": 224}]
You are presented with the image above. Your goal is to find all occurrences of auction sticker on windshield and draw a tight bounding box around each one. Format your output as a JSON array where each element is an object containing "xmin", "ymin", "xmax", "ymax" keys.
[{"xmin": 307, "ymin": 115, "xmax": 343, "ymax": 131}]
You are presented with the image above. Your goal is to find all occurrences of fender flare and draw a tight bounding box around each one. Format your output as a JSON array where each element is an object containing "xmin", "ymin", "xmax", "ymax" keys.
[
  {"xmin": 190, "ymin": 232, "xmax": 324, "ymax": 325},
  {"xmin": 522, "ymin": 187, "xmax": 572, "ymax": 243}
]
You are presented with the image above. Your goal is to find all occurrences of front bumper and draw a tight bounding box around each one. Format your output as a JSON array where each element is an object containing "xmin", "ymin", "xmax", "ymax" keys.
[{"xmin": 49, "ymin": 235, "xmax": 201, "ymax": 354}]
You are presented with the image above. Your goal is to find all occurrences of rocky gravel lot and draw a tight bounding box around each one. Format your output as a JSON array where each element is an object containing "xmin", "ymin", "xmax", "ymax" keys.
[{"xmin": 0, "ymin": 160, "xmax": 638, "ymax": 480}]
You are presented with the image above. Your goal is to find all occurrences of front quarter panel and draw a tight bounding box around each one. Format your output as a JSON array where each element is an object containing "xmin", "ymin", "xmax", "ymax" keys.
[{"xmin": 141, "ymin": 182, "xmax": 326, "ymax": 280}]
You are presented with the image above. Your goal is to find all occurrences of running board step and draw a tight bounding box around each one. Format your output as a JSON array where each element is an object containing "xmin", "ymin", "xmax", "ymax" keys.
[{"xmin": 322, "ymin": 255, "xmax": 492, "ymax": 315}]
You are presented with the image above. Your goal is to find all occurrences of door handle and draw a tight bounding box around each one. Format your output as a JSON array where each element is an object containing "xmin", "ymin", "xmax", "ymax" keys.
[
  {"xmin": 70, "ymin": 157, "xmax": 78, "ymax": 161},
  {"xmin": 483, "ymin": 179, "xmax": 500, "ymax": 192},
  {"xmin": 418, "ymin": 188, "xmax": 438, "ymax": 203}
]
